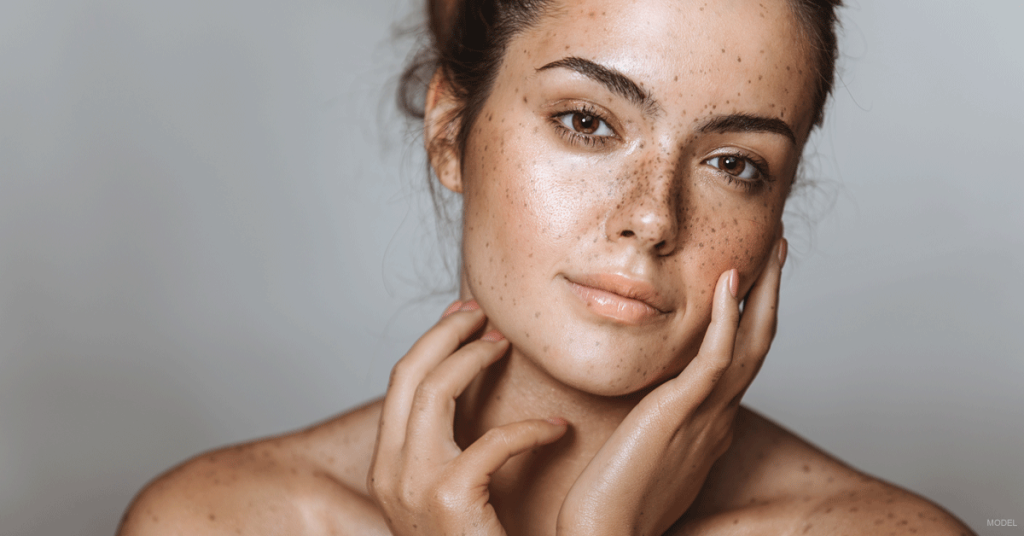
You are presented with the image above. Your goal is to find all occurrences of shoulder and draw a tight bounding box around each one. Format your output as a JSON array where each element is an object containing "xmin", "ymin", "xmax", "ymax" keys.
[
  {"xmin": 794, "ymin": 482, "xmax": 976, "ymax": 536},
  {"xmin": 674, "ymin": 407, "xmax": 975, "ymax": 535},
  {"xmin": 118, "ymin": 399, "xmax": 387, "ymax": 536}
]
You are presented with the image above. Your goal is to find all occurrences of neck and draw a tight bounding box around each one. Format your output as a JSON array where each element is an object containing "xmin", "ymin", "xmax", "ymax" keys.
[{"xmin": 454, "ymin": 345, "xmax": 647, "ymax": 535}]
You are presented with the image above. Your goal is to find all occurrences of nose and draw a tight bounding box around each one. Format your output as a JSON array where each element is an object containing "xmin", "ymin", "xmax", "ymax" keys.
[{"xmin": 604, "ymin": 156, "xmax": 681, "ymax": 256}]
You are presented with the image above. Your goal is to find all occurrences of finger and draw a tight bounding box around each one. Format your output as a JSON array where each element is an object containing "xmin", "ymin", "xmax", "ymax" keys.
[
  {"xmin": 712, "ymin": 238, "xmax": 786, "ymax": 407},
  {"xmin": 376, "ymin": 301, "xmax": 485, "ymax": 456},
  {"xmin": 672, "ymin": 269, "xmax": 740, "ymax": 401},
  {"xmin": 404, "ymin": 333, "xmax": 510, "ymax": 446},
  {"xmin": 451, "ymin": 419, "xmax": 568, "ymax": 486}
]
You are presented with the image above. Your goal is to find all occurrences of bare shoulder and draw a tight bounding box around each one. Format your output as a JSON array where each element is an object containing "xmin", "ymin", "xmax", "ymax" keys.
[
  {"xmin": 118, "ymin": 399, "xmax": 387, "ymax": 536},
  {"xmin": 673, "ymin": 407, "xmax": 976, "ymax": 536}
]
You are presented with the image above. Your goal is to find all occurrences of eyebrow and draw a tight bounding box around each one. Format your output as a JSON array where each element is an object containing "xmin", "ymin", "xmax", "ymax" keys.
[
  {"xmin": 698, "ymin": 113, "xmax": 797, "ymax": 145},
  {"xmin": 537, "ymin": 57, "xmax": 660, "ymax": 115}
]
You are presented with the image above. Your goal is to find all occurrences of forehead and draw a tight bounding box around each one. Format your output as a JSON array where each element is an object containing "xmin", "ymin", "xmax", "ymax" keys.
[{"xmin": 506, "ymin": 0, "xmax": 817, "ymax": 136}]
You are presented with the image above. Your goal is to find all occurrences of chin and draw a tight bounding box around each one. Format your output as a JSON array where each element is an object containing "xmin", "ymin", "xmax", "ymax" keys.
[{"xmin": 516, "ymin": 328, "xmax": 699, "ymax": 398}]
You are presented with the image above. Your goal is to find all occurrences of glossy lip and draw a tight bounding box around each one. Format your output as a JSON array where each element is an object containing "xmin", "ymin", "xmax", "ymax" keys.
[{"xmin": 563, "ymin": 273, "xmax": 671, "ymax": 325}]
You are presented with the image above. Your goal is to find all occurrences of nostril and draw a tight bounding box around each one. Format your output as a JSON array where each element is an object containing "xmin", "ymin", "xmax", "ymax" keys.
[
  {"xmin": 655, "ymin": 240, "xmax": 667, "ymax": 251},
  {"xmin": 621, "ymin": 230, "xmax": 635, "ymax": 238}
]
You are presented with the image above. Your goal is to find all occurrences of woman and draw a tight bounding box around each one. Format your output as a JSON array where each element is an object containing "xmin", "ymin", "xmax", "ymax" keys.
[{"xmin": 119, "ymin": 0, "xmax": 975, "ymax": 534}]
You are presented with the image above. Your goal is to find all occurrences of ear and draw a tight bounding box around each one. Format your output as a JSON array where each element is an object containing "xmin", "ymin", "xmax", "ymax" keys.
[{"xmin": 424, "ymin": 70, "xmax": 463, "ymax": 194}]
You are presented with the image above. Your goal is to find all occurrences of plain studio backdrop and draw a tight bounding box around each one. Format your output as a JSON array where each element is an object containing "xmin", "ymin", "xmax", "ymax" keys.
[{"xmin": 1, "ymin": 0, "xmax": 1021, "ymax": 534}]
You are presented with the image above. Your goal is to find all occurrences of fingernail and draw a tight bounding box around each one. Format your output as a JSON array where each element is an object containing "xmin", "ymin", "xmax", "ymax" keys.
[
  {"xmin": 459, "ymin": 300, "xmax": 480, "ymax": 312},
  {"xmin": 778, "ymin": 238, "xmax": 788, "ymax": 268},
  {"xmin": 480, "ymin": 329, "xmax": 504, "ymax": 342},
  {"xmin": 441, "ymin": 300, "xmax": 462, "ymax": 319},
  {"xmin": 728, "ymin": 269, "xmax": 738, "ymax": 299},
  {"xmin": 546, "ymin": 417, "xmax": 568, "ymax": 426}
]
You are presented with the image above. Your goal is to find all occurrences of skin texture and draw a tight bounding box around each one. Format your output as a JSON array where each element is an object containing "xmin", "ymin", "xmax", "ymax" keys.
[{"xmin": 117, "ymin": 0, "xmax": 976, "ymax": 535}]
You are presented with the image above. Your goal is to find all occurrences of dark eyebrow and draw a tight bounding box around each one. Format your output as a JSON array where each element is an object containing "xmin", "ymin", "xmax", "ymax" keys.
[
  {"xmin": 537, "ymin": 56, "xmax": 660, "ymax": 115},
  {"xmin": 698, "ymin": 113, "xmax": 797, "ymax": 145}
]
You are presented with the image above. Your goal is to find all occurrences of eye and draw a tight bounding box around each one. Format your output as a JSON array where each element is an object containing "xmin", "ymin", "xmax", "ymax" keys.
[
  {"xmin": 704, "ymin": 155, "xmax": 763, "ymax": 181},
  {"xmin": 557, "ymin": 111, "xmax": 614, "ymax": 138}
]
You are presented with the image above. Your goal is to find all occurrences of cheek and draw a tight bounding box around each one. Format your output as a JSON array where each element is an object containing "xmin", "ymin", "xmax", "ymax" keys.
[
  {"xmin": 682, "ymin": 181, "xmax": 782, "ymax": 295},
  {"xmin": 463, "ymin": 116, "xmax": 617, "ymax": 257},
  {"xmin": 459, "ymin": 114, "xmax": 575, "ymax": 308}
]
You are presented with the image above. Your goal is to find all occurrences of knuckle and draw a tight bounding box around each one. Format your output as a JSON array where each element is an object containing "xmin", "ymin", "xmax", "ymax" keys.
[
  {"xmin": 433, "ymin": 316, "xmax": 469, "ymax": 344},
  {"xmin": 651, "ymin": 392, "xmax": 684, "ymax": 427},
  {"xmin": 745, "ymin": 339, "xmax": 771, "ymax": 361},
  {"xmin": 480, "ymin": 426, "xmax": 514, "ymax": 451},
  {"xmin": 388, "ymin": 360, "xmax": 412, "ymax": 386},
  {"xmin": 432, "ymin": 481, "xmax": 463, "ymax": 510},
  {"xmin": 366, "ymin": 474, "xmax": 392, "ymax": 506},
  {"xmin": 704, "ymin": 357, "xmax": 731, "ymax": 382},
  {"xmin": 412, "ymin": 379, "xmax": 444, "ymax": 407},
  {"xmin": 395, "ymin": 477, "xmax": 423, "ymax": 510}
]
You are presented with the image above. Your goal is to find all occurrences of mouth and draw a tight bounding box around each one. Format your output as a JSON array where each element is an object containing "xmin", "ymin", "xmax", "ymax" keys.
[{"xmin": 563, "ymin": 273, "xmax": 670, "ymax": 325}]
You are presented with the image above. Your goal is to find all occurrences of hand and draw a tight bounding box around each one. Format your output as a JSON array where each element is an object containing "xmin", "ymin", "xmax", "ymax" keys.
[
  {"xmin": 556, "ymin": 238, "xmax": 788, "ymax": 536},
  {"xmin": 367, "ymin": 300, "xmax": 569, "ymax": 536}
]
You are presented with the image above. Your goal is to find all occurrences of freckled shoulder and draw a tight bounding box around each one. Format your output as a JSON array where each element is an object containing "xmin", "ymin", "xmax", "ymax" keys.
[
  {"xmin": 117, "ymin": 399, "xmax": 388, "ymax": 536},
  {"xmin": 670, "ymin": 407, "xmax": 976, "ymax": 535}
]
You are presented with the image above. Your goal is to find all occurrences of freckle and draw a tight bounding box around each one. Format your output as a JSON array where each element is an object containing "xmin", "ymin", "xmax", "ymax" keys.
[{"xmin": 737, "ymin": 56, "xmax": 742, "ymax": 62}]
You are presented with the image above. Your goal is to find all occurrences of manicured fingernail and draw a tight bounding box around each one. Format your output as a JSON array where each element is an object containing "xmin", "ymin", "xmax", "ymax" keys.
[
  {"xmin": 459, "ymin": 300, "xmax": 480, "ymax": 312},
  {"xmin": 546, "ymin": 417, "xmax": 568, "ymax": 426},
  {"xmin": 728, "ymin": 269, "xmax": 738, "ymax": 299},
  {"xmin": 441, "ymin": 300, "xmax": 462, "ymax": 318},
  {"xmin": 778, "ymin": 238, "xmax": 788, "ymax": 268},
  {"xmin": 480, "ymin": 330, "xmax": 504, "ymax": 342}
]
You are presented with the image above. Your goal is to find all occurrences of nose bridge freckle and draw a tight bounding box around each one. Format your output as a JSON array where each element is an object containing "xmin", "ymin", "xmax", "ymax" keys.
[{"xmin": 609, "ymin": 151, "xmax": 681, "ymax": 253}]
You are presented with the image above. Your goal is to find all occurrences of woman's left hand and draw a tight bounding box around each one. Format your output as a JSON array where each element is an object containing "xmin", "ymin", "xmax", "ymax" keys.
[{"xmin": 556, "ymin": 238, "xmax": 787, "ymax": 536}]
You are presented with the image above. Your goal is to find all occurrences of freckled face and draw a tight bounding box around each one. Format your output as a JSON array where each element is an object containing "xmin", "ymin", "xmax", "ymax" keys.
[{"xmin": 451, "ymin": 0, "xmax": 817, "ymax": 396}]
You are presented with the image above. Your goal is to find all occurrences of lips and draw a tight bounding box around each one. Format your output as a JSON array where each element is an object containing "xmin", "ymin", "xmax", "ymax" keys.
[{"xmin": 564, "ymin": 273, "xmax": 670, "ymax": 324}]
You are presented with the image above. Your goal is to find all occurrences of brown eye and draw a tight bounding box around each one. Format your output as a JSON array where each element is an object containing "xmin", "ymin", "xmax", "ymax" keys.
[
  {"xmin": 720, "ymin": 155, "xmax": 746, "ymax": 176},
  {"xmin": 572, "ymin": 113, "xmax": 599, "ymax": 134},
  {"xmin": 704, "ymin": 155, "xmax": 762, "ymax": 180},
  {"xmin": 556, "ymin": 110, "xmax": 614, "ymax": 138}
]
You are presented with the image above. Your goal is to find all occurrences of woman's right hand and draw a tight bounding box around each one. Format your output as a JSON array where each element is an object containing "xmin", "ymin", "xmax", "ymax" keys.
[{"xmin": 367, "ymin": 300, "xmax": 569, "ymax": 536}]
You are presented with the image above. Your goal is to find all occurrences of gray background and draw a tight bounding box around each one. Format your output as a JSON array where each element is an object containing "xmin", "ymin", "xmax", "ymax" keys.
[{"xmin": 0, "ymin": 0, "xmax": 1021, "ymax": 535}]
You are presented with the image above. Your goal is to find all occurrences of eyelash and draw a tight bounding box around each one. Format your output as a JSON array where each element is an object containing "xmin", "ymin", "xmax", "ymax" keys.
[
  {"xmin": 703, "ymin": 151, "xmax": 774, "ymax": 192},
  {"xmin": 550, "ymin": 104, "xmax": 616, "ymax": 148}
]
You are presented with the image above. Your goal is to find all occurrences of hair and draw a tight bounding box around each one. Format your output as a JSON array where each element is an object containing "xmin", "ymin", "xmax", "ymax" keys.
[{"xmin": 399, "ymin": 0, "xmax": 843, "ymax": 150}]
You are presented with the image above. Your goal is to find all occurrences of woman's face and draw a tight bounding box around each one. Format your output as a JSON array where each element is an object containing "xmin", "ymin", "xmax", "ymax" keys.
[{"xmin": 440, "ymin": 0, "xmax": 817, "ymax": 396}]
